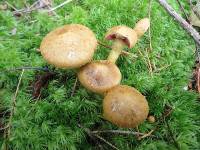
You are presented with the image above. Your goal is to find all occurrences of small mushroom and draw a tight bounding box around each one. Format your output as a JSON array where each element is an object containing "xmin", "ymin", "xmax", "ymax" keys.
[
  {"xmin": 103, "ymin": 85, "xmax": 149, "ymax": 128},
  {"xmin": 40, "ymin": 24, "xmax": 97, "ymax": 69},
  {"xmin": 78, "ymin": 18, "xmax": 150, "ymax": 93},
  {"xmin": 147, "ymin": 115, "xmax": 155, "ymax": 123}
]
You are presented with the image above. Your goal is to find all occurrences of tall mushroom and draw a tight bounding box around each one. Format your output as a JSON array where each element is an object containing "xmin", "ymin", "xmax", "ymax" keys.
[
  {"xmin": 78, "ymin": 18, "xmax": 150, "ymax": 94},
  {"xmin": 103, "ymin": 85, "xmax": 149, "ymax": 128},
  {"xmin": 40, "ymin": 24, "xmax": 97, "ymax": 69}
]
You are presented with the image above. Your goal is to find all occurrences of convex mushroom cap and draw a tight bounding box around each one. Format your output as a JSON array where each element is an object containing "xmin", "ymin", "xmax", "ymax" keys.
[
  {"xmin": 78, "ymin": 60, "xmax": 121, "ymax": 94},
  {"xmin": 103, "ymin": 85, "xmax": 149, "ymax": 128},
  {"xmin": 40, "ymin": 24, "xmax": 97, "ymax": 69}
]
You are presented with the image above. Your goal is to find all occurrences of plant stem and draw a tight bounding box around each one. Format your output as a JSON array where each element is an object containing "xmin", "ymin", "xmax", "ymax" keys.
[{"xmin": 107, "ymin": 39, "xmax": 125, "ymax": 63}]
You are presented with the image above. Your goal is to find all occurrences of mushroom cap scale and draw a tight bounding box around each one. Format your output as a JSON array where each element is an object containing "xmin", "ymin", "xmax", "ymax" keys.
[
  {"xmin": 103, "ymin": 85, "xmax": 149, "ymax": 128},
  {"xmin": 105, "ymin": 26, "xmax": 138, "ymax": 48},
  {"xmin": 40, "ymin": 24, "xmax": 97, "ymax": 69},
  {"xmin": 78, "ymin": 60, "xmax": 121, "ymax": 94}
]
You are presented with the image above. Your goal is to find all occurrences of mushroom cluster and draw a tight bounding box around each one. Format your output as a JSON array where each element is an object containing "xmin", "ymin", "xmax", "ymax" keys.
[{"xmin": 40, "ymin": 18, "xmax": 150, "ymax": 128}]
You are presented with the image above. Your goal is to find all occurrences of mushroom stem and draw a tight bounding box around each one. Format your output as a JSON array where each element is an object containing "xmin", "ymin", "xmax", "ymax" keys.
[{"xmin": 107, "ymin": 39, "xmax": 125, "ymax": 63}]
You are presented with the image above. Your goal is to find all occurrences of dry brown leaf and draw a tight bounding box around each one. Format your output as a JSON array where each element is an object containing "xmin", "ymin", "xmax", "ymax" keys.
[
  {"xmin": 190, "ymin": 11, "xmax": 200, "ymax": 27},
  {"xmin": 0, "ymin": 4, "xmax": 7, "ymax": 10}
]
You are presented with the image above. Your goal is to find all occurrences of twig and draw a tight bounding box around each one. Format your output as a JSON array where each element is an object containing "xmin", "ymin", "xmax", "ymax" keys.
[
  {"xmin": 176, "ymin": 0, "xmax": 189, "ymax": 21},
  {"xmin": 158, "ymin": 0, "xmax": 200, "ymax": 46},
  {"xmin": 3, "ymin": 69, "xmax": 25, "ymax": 149},
  {"xmin": 138, "ymin": 105, "xmax": 173, "ymax": 140},
  {"xmin": 148, "ymin": 0, "xmax": 153, "ymax": 51},
  {"xmin": 29, "ymin": 0, "xmax": 39, "ymax": 9},
  {"xmin": 40, "ymin": 0, "xmax": 59, "ymax": 17},
  {"xmin": 92, "ymin": 130, "xmax": 146, "ymax": 136},
  {"xmin": 138, "ymin": 129, "xmax": 156, "ymax": 140},
  {"xmin": 5, "ymin": 1, "xmax": 18, "ymax": 11},
  {"xmin": 94, "ymin": 134, "xmax": 120, "ymax": 150},
  {"xmin": 153, "ymin": 64, "xmax": 171, "ymax": 73},
  {"xmin": 79, "ymin": 124, "xmax": 119, "ymax": 150},
  {"xmin": 6, "ymin": 66, "xmax": 50, "ymax": 72},
  {"xmin": 48, "ymin": 0, "xmax": 73, "ymax": 12},
  {"xmin": 70, "ymin": 78, "xmax": 78, "ymax": 97},
  {"xmin": 13, "ymin": 0, "xmax": 50, "ymax": 15},
  {"xmin": 145, "ymin": 48, "xmax": 153, "ymax": 76}
]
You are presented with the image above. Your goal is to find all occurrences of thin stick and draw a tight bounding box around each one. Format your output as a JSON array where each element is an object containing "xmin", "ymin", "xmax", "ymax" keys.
[
  {"xmin": 138, "ymin": 105, "xmax": 173, "ymax": 140},
  {"xmin": 158, "ymin": 0, "xmax": 200, "ymax": 46},
  {"xmin": 48, "ymin": 0, "xmax": 73, "ymax": 12},
  {"xmin": 79, "ymin": 124, "xmax": 119, "ymax": 150},
  {"xmin": 6, "ymin": 66, "xmax": 50, "ymax": 72},
  {"xmin": 94, "ymin": 134, "xmax": 120, "ymax": 150},
  {"xmin": 3, "ymin": 69, "xmax": 25, "ymax": 149},
  {"xmin": 138, "ymin": 128, "xmax": 156, "ymax": 140},
  {"xmin": 70, "ymin": 78, "xmax": 78, "ymax": 97},
  {"xmin": 29, "ymin": 0, "xmax": 39, "ymax": 9},
  {"xmin": 176, "ymin": 0, "xmax": 189, "ymax": 21},
  {"xmin": 145, "ymin": 48, "xmax": 153, "ymax": 75},
  {"xmin": 148, "ymin": 0, "xmax": 153, "ymax": 51},
  {"xmin": 5, "ymin": 1, "xmax": 18, "ymax": 11},
  {"xmin": 92, "ymin": 130, "xmax": 145, "ymax": 136}
]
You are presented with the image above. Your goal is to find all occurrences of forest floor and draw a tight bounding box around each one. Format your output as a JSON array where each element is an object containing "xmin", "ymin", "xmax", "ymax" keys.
[{"xmin": 0, "ymin": 0, "xmax": 200, "ymax": 149}]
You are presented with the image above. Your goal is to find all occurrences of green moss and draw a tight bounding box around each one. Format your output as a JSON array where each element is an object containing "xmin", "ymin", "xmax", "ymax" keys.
[{"xmin": 0, "ymin": 0, "xmax": 200, "ymax": 149}]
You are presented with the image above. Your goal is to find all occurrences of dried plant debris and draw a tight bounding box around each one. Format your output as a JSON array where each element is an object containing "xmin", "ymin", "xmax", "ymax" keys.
[
  {"xmin": 188, "ymin": 60, "xmax": 200, "ymax": 93},
  {"xmin": 189, "ymin": 1, "xmax": 200, "ymax": 27},
  {"xmin": 31, "ymin": 71, "xmax": 56, "ymax": 99}
]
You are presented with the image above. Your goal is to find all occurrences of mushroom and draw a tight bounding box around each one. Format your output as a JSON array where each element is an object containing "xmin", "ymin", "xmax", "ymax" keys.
[
  {"xmin": 78, "ymin": 18, "xmax": 150, "ymax": 94},
  {"xmin": 103, "ymin": 85, "xmax": 149, "ymax": 128},
  {"xmin": 40, "ymin": 24, "xmax": 97, "ymax": 69},
  {"xmin": 147, "ymin": 115, "xmax": 155, "ymax": 123}
]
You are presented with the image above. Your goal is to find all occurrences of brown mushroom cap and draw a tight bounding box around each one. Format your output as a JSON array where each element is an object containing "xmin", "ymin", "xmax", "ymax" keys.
[
  {"xmin": 40, "ymin": 24, "xmax": 97, "ymax": 69},
  {"xmin": 133, "ymin": 18, "xmax": 150, "ymax": 38},
  {"xmin": 105, "ymin": 26, "xmax": 138, "ymax": 48},
  {"xmin": 78, "ymin": 60, "xmax": 121, "ymax": 94},
  {"xmin": 103, "ymin": 85, "xmax": 149, "ymax": 128}
]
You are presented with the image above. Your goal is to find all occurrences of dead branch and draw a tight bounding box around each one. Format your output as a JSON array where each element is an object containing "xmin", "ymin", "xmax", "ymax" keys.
[
  {"xmin": 158, "ymin": 0, "xmax": 200, "ymax": 46},
  {"xmin": 48, "ymin": 0, "xmax": 73, "ymax": 12}
]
